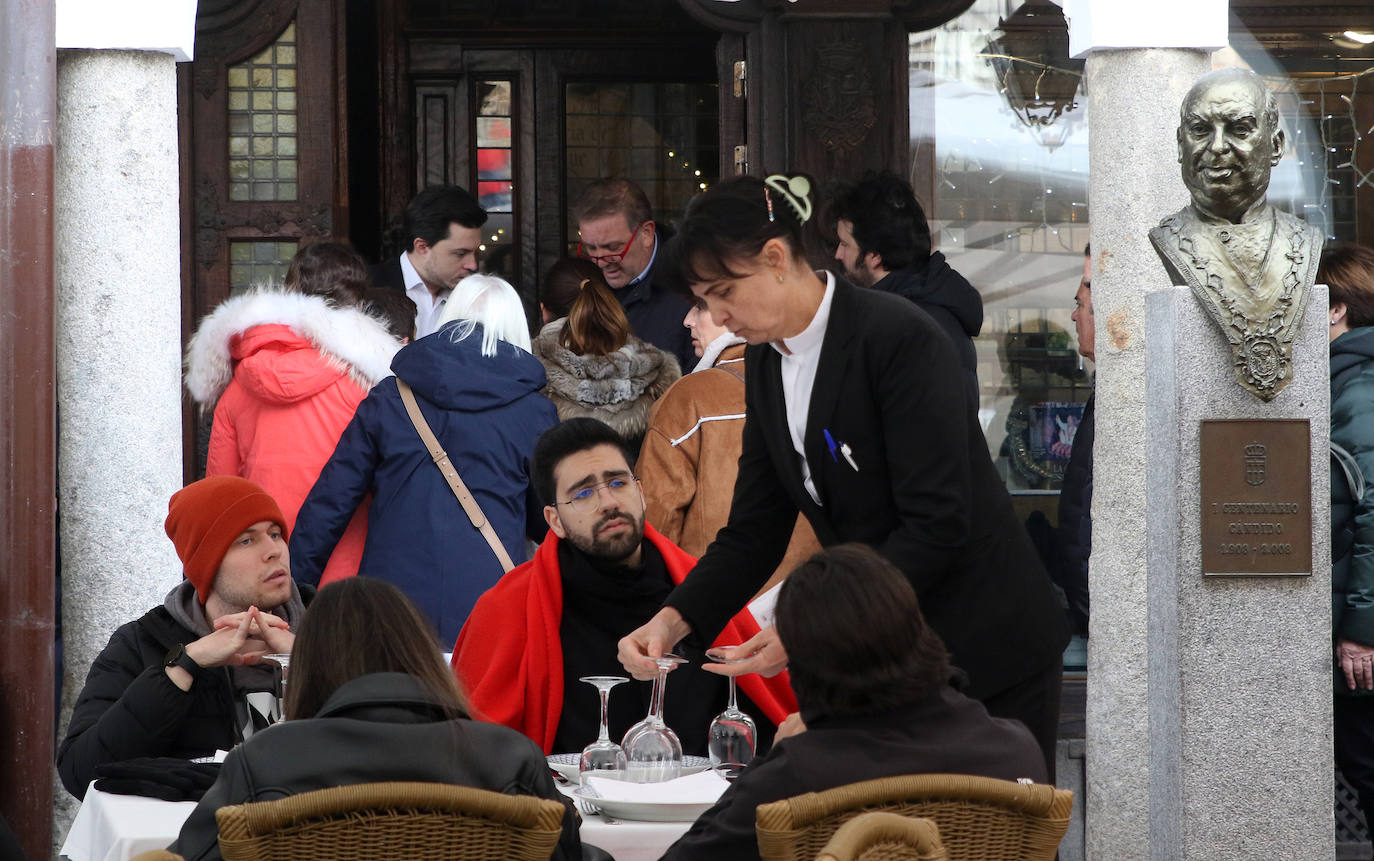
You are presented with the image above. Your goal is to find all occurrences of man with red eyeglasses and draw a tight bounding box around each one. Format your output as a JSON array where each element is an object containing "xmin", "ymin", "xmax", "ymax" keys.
[{"xmin": 573, "ymin": 178, "xmax": 695, "ymax": 371}]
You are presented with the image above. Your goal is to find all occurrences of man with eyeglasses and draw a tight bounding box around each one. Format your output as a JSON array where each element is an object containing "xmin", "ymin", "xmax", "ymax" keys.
[
  {"xmin": 452, "ymin": 418, "xmax": 794, "ymax": 756},
  {"xmin": 573, "ymin": 178, "xmax": 696, "ymax": 371}
]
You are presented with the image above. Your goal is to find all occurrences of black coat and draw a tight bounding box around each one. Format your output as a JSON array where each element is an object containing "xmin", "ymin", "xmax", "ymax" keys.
[
  {"xmin": 661, "ymin": 683, "xmax": 1047, "ymax": 861},
  {"xmin": 55, "ymin": 584, "xmax": 315, "ymax": 800},
  {"xmin": 666, "ymin": 278, "xmax": 1069, "ymax": 701},
  {"xmin": 1054, "ymin": 393, "xmax": 1093, "ymax": 638},
  {"xmin": 369, "ymin": 256, "xmax": 405, "ymax": 292},
  {"xmin": 871, "ymin": 253, "xmax": 983, "ymax": 411},
  {"xmin": 613, "ymin": 231, "xmax": 696, "ymax": 373},
  {"xmin": 170, "ymin": 673, "xmax": 582, "ymax": 861}
]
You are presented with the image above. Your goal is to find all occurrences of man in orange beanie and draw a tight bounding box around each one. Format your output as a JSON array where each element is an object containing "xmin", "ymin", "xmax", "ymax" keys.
[{"xmin": 57, "ymin": 476, "xmax": 314, "ymax": 800}]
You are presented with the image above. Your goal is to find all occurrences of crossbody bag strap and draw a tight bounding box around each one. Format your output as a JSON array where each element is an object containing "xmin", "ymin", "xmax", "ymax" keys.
[{"xmin": 396, "ymin": 379, "xmax": 516, "ymax": 573}]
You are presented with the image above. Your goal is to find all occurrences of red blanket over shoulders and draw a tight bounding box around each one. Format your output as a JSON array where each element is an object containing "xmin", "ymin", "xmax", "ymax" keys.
[{"xmin": 451, "ymin": 524, "xmax": 797, "ymax": 753}]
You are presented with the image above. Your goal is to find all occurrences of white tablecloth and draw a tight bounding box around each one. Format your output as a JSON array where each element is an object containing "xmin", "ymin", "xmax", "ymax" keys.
[{"xmin": 60, "ymin": 784, "xmax": 692, "ymax": 861}]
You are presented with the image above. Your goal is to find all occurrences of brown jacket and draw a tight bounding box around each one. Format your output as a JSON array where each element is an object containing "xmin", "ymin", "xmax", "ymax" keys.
[{"xmin": 638, "ymin": 343, "xmax": 819, "ymax": 597}]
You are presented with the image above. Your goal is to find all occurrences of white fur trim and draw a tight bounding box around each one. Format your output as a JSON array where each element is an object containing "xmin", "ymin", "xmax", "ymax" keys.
[{"xmin": 185, "ymin": 286, "xmax": 400, "ymax": 408}]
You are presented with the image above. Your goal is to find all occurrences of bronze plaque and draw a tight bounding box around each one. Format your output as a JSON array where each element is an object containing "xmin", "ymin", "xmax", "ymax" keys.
[{"xmin": 1200, "ymin": 419, "xmax": 1311, "ymax": 576}]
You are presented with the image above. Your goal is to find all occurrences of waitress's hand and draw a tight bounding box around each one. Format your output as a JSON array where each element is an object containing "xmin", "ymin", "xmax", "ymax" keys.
[
  {"xmin": 618, "ymin": 607, "xmax": 692, "ymax": 680},
  {"xmin": 1338, "ymin": 638, "xmax": 1374, "ymax": 691},
  {"xmin": 702, "ymin": 626, "xmax": 788, "ymax": 678}
]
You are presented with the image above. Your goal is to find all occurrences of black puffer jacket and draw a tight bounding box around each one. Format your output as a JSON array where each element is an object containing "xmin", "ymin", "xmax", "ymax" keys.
[
  {"xmin": 170, "ymin": 672, "xmax": 582, "ymax": 861},
  {"xmin": 57, "ymin": 581, "xmax": 313, "ymax": 799},
  {"xmin": 872, "ymin": 253, "xmax": 984, "ymax": 411}
]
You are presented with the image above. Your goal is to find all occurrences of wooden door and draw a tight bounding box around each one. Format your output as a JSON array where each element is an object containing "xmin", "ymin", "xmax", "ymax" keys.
[{"xmin": 180, "ymin": 0, "xmax": 349, "ymax": 480}]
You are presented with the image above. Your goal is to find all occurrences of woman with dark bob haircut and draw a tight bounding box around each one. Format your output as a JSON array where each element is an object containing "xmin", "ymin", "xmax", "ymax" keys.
[
  {"xmin": 661, "ymin": 544, "xmax": 1046, "ymax": 861},
  {"xmin": 171, "ymin": 578, "xmax": 582, "ymax": 861},
  {"xmin": 619, "ymin": 174, "xmax": 1069, "ymax": 778}
]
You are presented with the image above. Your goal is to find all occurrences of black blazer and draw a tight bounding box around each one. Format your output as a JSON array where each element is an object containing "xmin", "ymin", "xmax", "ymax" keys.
[
  {"xmin": 666, "ymin": 278, "xmax": 1069, "ymax": 700},
  {"xmin": 369, "ymin": 255, "xmax": 406, "ymax": 292}
]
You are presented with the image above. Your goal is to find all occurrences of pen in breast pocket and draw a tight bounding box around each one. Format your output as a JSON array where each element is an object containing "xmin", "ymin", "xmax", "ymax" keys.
[
  {"xmin": 839, "ymin": 442, "xmax": 859, "ymax": 472},
  {"xmin": 822, "ymin": 428, "xmax": 839, "ymax": 462}
]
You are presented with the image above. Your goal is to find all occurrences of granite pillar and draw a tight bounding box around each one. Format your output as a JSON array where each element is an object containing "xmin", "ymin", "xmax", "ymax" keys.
[
  {"xmin": 1082, "ymin": 47, "xmax": 1212, "ymax": 860},
  {"xmin": 53, "ymin": 48, "xmax": 184, "ymax": 843}
]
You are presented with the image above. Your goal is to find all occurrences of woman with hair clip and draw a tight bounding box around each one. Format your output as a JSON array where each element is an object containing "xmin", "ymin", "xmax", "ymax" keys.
[
  {"xmin": 533, "ymin": 257, "xmax": 681, "ymax": 452},
  {"xmin": 618, "ymin": 174, "xmax": 1069, "ymax": 780},
  {"xmin": 290, "ymin": 274, "xmax": 556, "ymax": 644},
  {"xmin": 169, "ymin": 577, "xmax": 582, "ymax": 861},
  {"xmin": 186, "ymin": 240, "xmax": 399, "ymax": 586}
]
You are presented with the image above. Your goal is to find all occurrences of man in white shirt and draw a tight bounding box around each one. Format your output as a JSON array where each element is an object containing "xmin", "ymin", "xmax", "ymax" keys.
[{"xmin": 370, "ymin": 185, "xmax": 486, "ymax": 338}]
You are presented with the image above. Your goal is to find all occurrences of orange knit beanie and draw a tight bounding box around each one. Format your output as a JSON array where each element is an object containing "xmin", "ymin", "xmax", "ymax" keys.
[{"xmin": 164, "ymin": 476, "xmax": 287, "ymax": 602}]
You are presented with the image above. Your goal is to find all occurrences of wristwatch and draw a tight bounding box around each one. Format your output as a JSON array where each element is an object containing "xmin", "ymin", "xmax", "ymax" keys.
[{"xmin": 163, "ymin": 643, "xmax": 202, "ymax": 677}]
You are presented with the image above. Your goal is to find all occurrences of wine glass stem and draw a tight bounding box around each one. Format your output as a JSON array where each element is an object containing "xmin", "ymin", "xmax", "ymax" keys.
[
  {"xmin": 727, "ymin": 676, "xmax": 739, "ymax": 712},
  {"xmin": 596, "ymin": 686, "xmax": 612, "ymax": 744},
  {"xmin": 649, "ymin": 667, "xmax": 668, "ymax": 723}
]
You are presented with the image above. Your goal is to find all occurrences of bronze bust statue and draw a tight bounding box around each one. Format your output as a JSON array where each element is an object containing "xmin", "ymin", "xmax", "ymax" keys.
[{"xmin": 1149, "ymin": 68, "xmax": 1323, "ymax": 401}]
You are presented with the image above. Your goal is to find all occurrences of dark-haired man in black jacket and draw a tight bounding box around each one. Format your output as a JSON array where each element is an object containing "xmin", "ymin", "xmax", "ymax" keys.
[
  {"xmin": 831, "ymin": 170, "xmax": 984, "ymax": 410},
  {"xmin": 57, "ymin": 477, "xmax": 311, "ymax": 799}
]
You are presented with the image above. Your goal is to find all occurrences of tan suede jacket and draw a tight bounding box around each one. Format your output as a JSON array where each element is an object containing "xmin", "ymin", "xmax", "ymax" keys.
[{"xmin": 637, "ymin": 343, "xmax": 820, "ymax": 597}]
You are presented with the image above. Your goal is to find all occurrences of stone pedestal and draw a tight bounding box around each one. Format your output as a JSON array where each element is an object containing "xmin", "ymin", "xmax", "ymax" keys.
[
  {"xmin": 53, "ymin": 48, "xmax": 184, "ymax": 843},
  {"xmin": 1140, "ymin": 285, "xmax": 1332, "ymax": 860}
]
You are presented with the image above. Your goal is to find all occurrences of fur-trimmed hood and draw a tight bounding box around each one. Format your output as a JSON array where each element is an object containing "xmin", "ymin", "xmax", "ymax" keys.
[
  {"xmin": 532, "ymin": 318, "xmax": 681, "ymax": 438},
  {"xmin": 186, "ymin": 288, "xmax": 400, "ymax": 410}
]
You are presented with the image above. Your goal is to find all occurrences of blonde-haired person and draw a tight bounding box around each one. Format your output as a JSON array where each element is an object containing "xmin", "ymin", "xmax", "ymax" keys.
[
  {"xmin": 533, "ymin": 257, "xmax": 680, "ymax": 452},
  {"xmin": 290, "ymin": 274, "xmax": 557, "ymax": 644}
]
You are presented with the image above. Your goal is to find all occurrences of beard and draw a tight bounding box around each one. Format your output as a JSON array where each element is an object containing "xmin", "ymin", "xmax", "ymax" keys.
[
  {"xmin": 843, "ymin": 261, "xmax": 876, "ymax": 288},
  {"xmin": 566, "ymin": 509, "xmax": 645, "ymax": 563}
]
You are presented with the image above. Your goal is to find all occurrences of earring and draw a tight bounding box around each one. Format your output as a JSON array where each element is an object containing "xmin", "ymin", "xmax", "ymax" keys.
[{"xmin": 775, "ymin": 271, "xmax": 784, "ymax": 284}]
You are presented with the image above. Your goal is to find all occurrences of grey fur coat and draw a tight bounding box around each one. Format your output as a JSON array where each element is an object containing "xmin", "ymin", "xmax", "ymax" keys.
[{"xmin": 532, "ymin": 318, "xmax": 681, "ymax": 444}]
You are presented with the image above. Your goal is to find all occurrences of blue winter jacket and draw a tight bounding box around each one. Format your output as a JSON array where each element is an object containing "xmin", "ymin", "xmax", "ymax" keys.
[{"xmin": 290, "ymin": 322, "xmax": 558, "ymax": 644}]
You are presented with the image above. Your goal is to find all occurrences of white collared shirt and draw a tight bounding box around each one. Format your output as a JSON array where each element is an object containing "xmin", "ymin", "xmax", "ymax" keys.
[
  {"xmin": 770, "ymin": 270, "xmax": 836, "ymax": 505},
  {"xmin": 399, "ymin": 252, "xmax": 450, "ymax": 339}
]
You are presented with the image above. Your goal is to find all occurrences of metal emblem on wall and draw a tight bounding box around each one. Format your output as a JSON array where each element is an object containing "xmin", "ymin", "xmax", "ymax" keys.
[
  {"xmin": 802, "ymin": 42, "xmax": 877, "ymax": 153},
  {"xmin": 1199, "ymin": 420, "xmax": 1311, "ymax": 576}
]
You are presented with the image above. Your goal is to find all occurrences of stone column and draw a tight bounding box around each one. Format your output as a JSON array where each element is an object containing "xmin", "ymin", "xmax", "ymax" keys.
[
  {"xmin": 52, "ymin": 46, "xmax": 187, "ymax": 840},
  {"xmin": 1070, "ymin": 0, "xmax": 1333, "ymax": 857},
  {"xmin": 1081, "ymin": 45, "xmax": 1212, "ymax": 858},
  {"xmin": 51, "ymin": 1, "xmax": 195, "ymax": 843}
]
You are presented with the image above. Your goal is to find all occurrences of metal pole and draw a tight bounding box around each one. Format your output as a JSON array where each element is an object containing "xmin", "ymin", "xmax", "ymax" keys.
[{"xmin": 0, "ymin": 0, "xmax": 58, "ymax": 857}]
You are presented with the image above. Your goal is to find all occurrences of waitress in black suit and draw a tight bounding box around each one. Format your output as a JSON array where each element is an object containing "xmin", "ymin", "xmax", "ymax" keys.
[{"xmin": 619, "ymin": 174, "xmax": 1069, "ymax": 776}]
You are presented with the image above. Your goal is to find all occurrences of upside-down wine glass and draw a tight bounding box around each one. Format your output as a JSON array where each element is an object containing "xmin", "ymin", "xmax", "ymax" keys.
[
  {"xmin": 622, "ymin": 654, "xmax": 686, "ymax": 783},
  {"xmin": 578, "ymin": 675, "xmax": 629, "ymax": 779},
  {"xmin": 705, "ymin": 647, "xmax": 757, "ymax": 781}
]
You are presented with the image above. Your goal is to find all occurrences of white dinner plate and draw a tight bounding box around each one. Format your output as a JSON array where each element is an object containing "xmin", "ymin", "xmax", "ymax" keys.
[
  {"xmin": 571, "ymin": 784, "xmax": 720, "ymax": 822},
  {"xmin": 547, "ymin": 753, "xmax": 710, "ymax": 786}
]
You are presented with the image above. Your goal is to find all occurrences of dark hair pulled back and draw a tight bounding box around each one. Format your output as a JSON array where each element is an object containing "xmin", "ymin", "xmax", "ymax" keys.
[
  {"xmin": 284, "ymin": 240, "xmax": 369, "ymax": 308},
  {"xmin": 540, "ymin": 257, "xmax": 630, "ymax": 357},
  {"xmin": 663, "ymin": 174, "xmax": 815, "ymax": 293}
]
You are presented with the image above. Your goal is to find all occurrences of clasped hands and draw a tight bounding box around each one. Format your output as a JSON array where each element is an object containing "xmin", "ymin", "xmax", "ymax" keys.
[{"xmin": 189, "ymin": 607, "xmax": 294, "ymax": 670}]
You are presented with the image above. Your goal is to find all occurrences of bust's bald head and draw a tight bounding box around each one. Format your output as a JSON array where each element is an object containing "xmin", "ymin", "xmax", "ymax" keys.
[{"xmin": 1176, "ymin": 68, "xmax": 1284, "ymax": 223}]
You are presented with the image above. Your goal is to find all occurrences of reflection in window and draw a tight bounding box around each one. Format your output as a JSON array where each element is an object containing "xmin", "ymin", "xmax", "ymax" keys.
[
  {"xmin": 227, "ymin": 22, "xmax": 298, "ymax": 202},
  {"xmin": 229, "ymin": 240, "xmax": 297, "ymax": 293},
  {"xmin": 476, "ymin": 79, "xmax": 516, "ymax": 283},
  {"xmin": 564, "ymin": 81, "xmax": 718, "ymax": 248},
  {"xmin": 910, "ymin": 4, "xmax": 1090, "ymax": 496}
]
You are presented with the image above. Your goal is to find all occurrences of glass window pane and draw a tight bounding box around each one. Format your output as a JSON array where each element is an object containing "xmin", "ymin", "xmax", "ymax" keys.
[
  {"xmin": 230, "ymin": 240, "xmax": 294, "ymax": 293},
  {"xmin": 225, "ymin": 19, "xmax": 298, "ymax": 202},
  {"xmin": 564, "ymin": 80, "xmax": 717, "ymax": 250},
  {"xmin": 476, "ymin": 117, "xmax": 510, "ymax": 148},
  {"xmin": 476, "ymin": 148, "xmax": 512, "ymax": 180},
  {"xmin": 478, "ymin": 181, "xmax": 513, "ymax": 213},
  {"xmin": 477, "ymin": 80, "xmax": 511, "ymax": 116}
]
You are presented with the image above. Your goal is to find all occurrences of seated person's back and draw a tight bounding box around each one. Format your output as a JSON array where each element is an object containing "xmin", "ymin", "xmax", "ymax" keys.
[
  {"xmin": 661, "ymin": 543, "xmax": 1046, "ymax": 861},
  {"xmin": 452, "ymin": 417, "xmax": 795, "ymax": 756},
  {"xmin": 171, "ymin": 577, "xmax": 581, "ymax": 861},
  {"xmin": 57, "ymin": 477, "xmax": 310, "ymax": 799}
]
